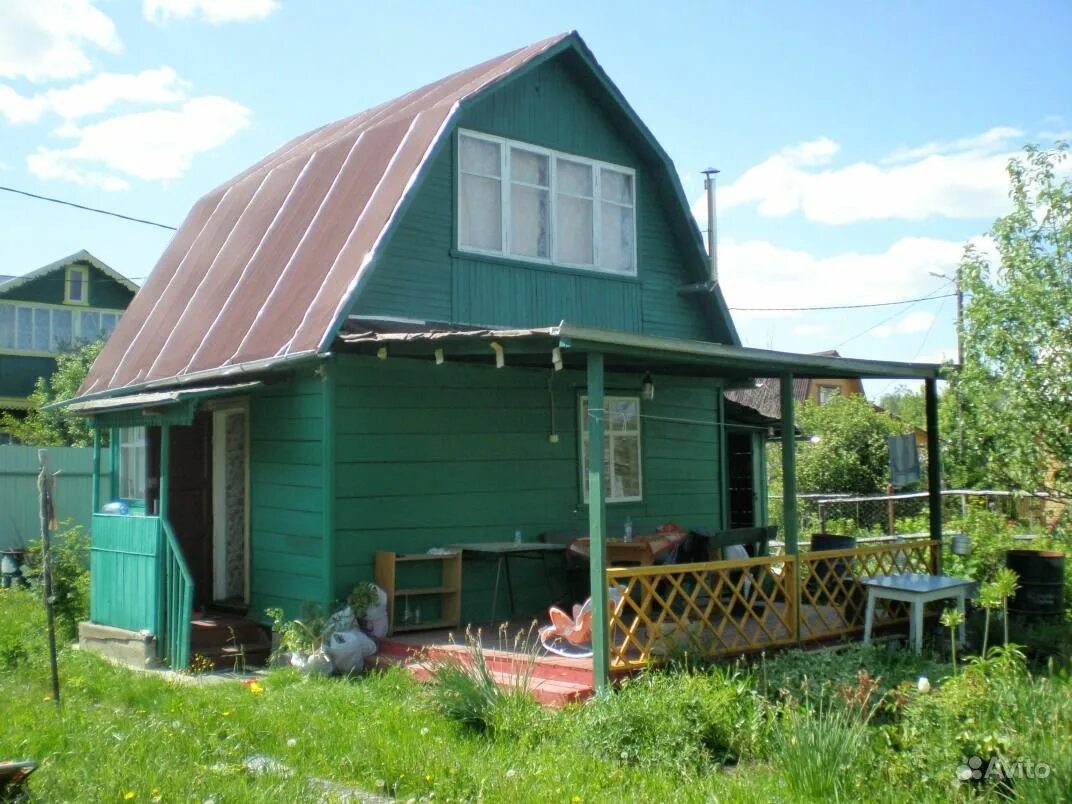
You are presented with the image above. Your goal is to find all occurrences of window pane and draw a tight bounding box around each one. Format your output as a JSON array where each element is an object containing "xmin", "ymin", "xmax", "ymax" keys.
[
  {"xmin": 601, "ymin": 169, "xmax": 633, "ymax": 205},
  {"xmin": 555, "ymin": 195, "xmax": 594, "ymax": 265},
  {"xmin": 52, "ymin": 309, "xmax": 72, "ymax": 351},
  {"xmin": 612, "ymin": 436, "xmax": 641, "ymax": 498},
  {"xmin": 609, "ymin": 398, "xmax": 638, "ymax": 431},
  {"xmin": 460, "ymin": 135, "xmax": 501, "ymax": 177},
  {"xmin": 510, "ymin": 148, "xmax": 549, "ymax": 187},
  {"xmin": 557, "ymin": 158, "xmax": 592, "ymax": 197},
  {"xmin": 67, "ymin": 269, "xmax": 84, "ymax": 302},
  {"xmin": 80, "ymin": 311, "xmax": 100, "ymax": 341},
  {"xmin": 33, "ymin": 308, "xmax": 50, "ymax": 352},
  {"xmin": 16, "ymin": 307, "xmax": 32, "ymax": 350},
  {"xmin": 459, "ymin": 174, "xmax": 502, "ymax": 252},
  {"xmin": 600, "ymin": 202, "xmax": 635, "ymax": 273},
  {"xmin": 100, "ymin": 313, "xmax": 118, "ymax": 338},
  {"xmin": 0, "ymin": 306, "xmax": 13, "ymax": 349},
  {"xmin": 119, "ymin": 427, "xmax": 147, "ymax": 501},
  {"xmin": 510, "ymin": 184, "xmax": 549, "ymax": 259}
]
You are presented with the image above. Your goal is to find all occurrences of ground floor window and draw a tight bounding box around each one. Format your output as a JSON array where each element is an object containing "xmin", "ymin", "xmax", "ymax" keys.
[
  {"xmin": 118, "ymin": 426, "xmax": 147, "ymax": 502},
  {"xmin": 579, "ymin": 395, "xmax": 642, "ymax": 503}
]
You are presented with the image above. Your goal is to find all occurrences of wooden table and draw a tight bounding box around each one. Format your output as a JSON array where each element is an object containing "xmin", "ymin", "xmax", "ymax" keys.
[
  {"xmin": 861, "ymin": 573, "xmax": 975, "ymax": 653},
  {"xmin": 448, "ymin": 542, "xmax": 566, "ymax": 623}
]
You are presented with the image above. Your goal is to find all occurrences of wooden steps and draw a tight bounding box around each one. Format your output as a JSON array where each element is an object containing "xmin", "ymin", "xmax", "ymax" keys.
[
  {"xmin": 375, "ymin": 637, "xmax": 601, "ymax": 707},
  {"xmin": 189, "ymin": 613, "xmax": 271, "ymax": 670}
]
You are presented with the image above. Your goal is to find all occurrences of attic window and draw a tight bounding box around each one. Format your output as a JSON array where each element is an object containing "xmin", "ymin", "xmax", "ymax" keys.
[
  {"xmin": 458, "ymin": 130, "xmax": 636, "ymax": 276},
  {"xmin": 65, "ymin": 266, "xmax": 88, "ymax": 305}
]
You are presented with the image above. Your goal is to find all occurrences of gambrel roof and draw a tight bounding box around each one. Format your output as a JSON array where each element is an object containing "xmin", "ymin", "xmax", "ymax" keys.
[{"xmin": 78, "ymin": 32, "xmax": 737, "ymax": 401}]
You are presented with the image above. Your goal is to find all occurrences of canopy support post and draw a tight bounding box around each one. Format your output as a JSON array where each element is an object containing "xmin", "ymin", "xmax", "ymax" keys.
[
  {"xmin": 925, "ymin": 377, "xmax": 943, "ymax": 573},
  {"xmin": 587, "ymin": 352, "xmax": 608, "ymax": 693}
]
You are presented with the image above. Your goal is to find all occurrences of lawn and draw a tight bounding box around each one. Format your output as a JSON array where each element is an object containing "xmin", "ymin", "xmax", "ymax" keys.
[{"xmin": 2, "ymin": 584, "xmax": 1071, "ymax": 803}]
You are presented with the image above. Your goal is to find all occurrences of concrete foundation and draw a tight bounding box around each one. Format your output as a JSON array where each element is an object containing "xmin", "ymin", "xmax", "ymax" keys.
[{"xmin": 78, "ymin": 622, "xmax": 161, "ymax": 669}]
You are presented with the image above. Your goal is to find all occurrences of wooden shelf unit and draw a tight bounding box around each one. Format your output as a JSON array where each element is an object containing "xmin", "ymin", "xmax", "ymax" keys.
[{"xmin": 375, "ymin": 550, "xmax": 462, "ymax": 634}]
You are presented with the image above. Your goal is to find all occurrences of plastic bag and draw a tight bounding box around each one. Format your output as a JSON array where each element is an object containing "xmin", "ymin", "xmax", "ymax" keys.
[
  {"xmin": 325, "ymin": 629, "xmax": 377, "ymax": 674},
  {"xmin": 325, "ymin": 605, "xmax": 357, "ymax": 635},
  {"xmin": 361, "ymin": 586, "xmax": 389, "ymax": 638}
]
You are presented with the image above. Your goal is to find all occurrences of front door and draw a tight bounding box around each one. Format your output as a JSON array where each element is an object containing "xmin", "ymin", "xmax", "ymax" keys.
[{"xmin": 211, "ymin": 406, "xmax": 249, "ymax": 604}]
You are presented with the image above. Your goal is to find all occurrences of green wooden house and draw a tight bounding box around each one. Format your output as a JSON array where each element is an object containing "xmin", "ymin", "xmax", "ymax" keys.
[
  {"xmin": 64, "ymin": 32, "xmax": 942, "ymax": 678},
  {"xmin": 0, "ymin": 251, "xmax": 135, "ymax": 434}
]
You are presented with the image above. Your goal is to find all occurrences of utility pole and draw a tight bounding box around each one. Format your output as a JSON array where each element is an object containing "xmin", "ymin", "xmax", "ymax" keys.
[{"xmin": 930, "ymin": 268, "xmax": 965, "ymax": 466}]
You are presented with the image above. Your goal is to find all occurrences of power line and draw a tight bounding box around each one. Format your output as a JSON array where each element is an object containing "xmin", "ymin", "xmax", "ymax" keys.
[
  {"xmin": 834, "ymin": 280, "xmax": 955, "ymax": 350},
  {"xmin": 0, "ymin": 185, "xmax": 177, "ymax": 232},
  {"xmin": 730, "ymin": 292, "xmax": 956, "ymax": 312}
]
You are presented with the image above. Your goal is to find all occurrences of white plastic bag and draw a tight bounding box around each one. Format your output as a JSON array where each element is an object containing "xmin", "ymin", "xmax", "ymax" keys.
[
  {"xmin": 325, "ymin": 629, "xmax": 377, "ymax": 674},
  {"xmin": 361, "ymin": 586, "xmax": 389, "ymax": 638},
  {"xmin": 325, "ymin": 605, "xmax": 357, "ymax": 635}
]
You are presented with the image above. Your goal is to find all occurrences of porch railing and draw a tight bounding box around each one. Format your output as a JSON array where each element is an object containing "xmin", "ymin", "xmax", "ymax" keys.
[
  {"xmin": 159, "ymin": 520, "xmax": 194, "ymax": 670},
  {"xmin": 606, "ymin": 539, "xmax": 940, "ymax": 669}
]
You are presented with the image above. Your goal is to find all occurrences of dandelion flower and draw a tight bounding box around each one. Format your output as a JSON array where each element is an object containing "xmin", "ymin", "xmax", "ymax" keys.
[
  {"xmin": 124, "ymin": 794, "xmax": 135, "ymax": 801},
  {"xmin": 286, "ymin": 738, "xmax": 297, "ymax": 747}
]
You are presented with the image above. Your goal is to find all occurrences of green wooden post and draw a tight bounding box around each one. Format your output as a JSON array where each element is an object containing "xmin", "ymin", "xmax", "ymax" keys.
[
  {"xmin": 587, "ymin": 352, "xmax": 609, "ymax": 692},
  {"xmin": 780, "ymin": 375, "xmax": 798, "ymax": 555},
  {"xmin": 109, "ymin": 427, "xmax": 119, "ymax": 502},
  {"xmin": 91, "ymin": 426, "xmax": 101, "ymax": 514},
  {"xmin": 159, "ymin": 425, "xmax": 170, "ymax": 519},
  {"xmin": 780, "ymin": 375, "xmax": 799, "ymax": 641},
  {"xmin": 925, "ymin": 377, "xmax": 943, "ymax": 573}
]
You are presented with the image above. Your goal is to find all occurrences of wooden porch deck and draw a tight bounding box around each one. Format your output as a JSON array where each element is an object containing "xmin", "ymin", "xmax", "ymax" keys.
[{"xmin": 374, "ymin": 601, "xmax": 851, "ymax": 706}]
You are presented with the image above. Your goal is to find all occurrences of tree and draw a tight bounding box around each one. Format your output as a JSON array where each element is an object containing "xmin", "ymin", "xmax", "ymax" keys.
[
  {"xmin": 958, "ymin": 143, "xmax": 1071, "ymax": 507},
  {"xmin": 0, "ymin": 340, "xmax": 103, "ymax": 447},
  {"xmin": 794, "ymin": 394, "xmax": 907, "ymax": 495}
]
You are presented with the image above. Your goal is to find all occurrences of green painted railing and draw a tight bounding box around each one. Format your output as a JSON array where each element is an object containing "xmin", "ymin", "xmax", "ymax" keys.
[{"xmin": 159, "ymin": 520, "xmax": 194, "ymax": 670}]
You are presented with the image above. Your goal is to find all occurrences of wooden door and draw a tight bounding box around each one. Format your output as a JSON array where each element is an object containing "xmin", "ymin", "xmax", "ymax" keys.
[{"xmin": 168, "ymin": 415, "xmax": 213, "ymax": 608}]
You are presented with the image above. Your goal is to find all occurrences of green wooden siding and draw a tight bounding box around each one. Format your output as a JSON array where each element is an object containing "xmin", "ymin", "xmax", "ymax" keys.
[
  {"xmin": 0, "ymin": 261, "xmax": 132, "ymax": 309},
  {"xmin": 248, "ymin": 371, "xmax": 326, "ymax": 619},
  {"xmin": 89, "ymin": 513, "xmax": 160, "ymax": 632},
  {"xmin": 332, "ymin": 354, "xmax": 723, "ymax": 622},
  {"xmin": 350, "ymin": 56, "xmax": 714, "ymax": 341},
  {"xmin": 0, "ymin": 354, "xmax": 57, "ymax": 399}
]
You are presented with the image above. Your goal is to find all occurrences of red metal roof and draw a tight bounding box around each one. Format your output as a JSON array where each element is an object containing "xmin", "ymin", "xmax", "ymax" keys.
[{"xmin": 78, "ymin": 33, "xmax": 571, "ymax": 398}]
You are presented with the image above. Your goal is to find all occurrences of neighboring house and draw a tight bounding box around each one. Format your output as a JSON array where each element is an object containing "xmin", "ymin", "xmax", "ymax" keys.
[
  {"xmin": 64, "ymin": 32, "xmax": 940, "ymax": 671},
  {"xmin": 0, "ymin": 251, "xmax": 136, "ymax": 432},
  {"xmin": 727, "ymin": 350, "xmax": 928, "ymax": 447}
]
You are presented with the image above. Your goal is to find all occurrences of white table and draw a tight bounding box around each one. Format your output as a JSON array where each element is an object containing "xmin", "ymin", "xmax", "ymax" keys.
[{"xmin": 861, "ymin": 573, "xmax": 975, "ymax": 653}]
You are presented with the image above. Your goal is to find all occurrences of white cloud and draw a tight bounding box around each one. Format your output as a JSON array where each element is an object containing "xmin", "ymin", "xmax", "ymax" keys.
[
  {"xmin": 702, "ymin": 127, "xmax": 1026, "ymax": 224},
  {"xmin": 0, "ymin": 67, "xmax": 189, "ymax": 124},
  {"xmin": 27, "ymin": 96, "xmax": 251, "ymax": 189},
  {"xmin": 0, "ymin": 0, "xmax": 120, "ymax": 83},
  {"xmin": 143, "ymin": 0, "xmax": 279, "ymax": 24},
  {"xmin": 872, "ymin": 311, "xmax": 936, "ymax": 338},
  {"xmin": 720, "ymin": 236, "xmax": 967, "ymax": 320}
]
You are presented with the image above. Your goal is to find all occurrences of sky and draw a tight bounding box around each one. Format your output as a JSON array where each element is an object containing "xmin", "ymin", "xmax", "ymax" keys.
[{"xmin": 1, "ymin": 0, "xmax": 1070, "ymax": 398}]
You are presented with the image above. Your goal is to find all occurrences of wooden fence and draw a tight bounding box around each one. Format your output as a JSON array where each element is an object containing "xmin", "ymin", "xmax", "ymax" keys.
[
  {"xmin": 0, "ymin": 445, "xmax": 111, "ymax": 548},
  {"xmin": 607, "ymin": 539, "xmax": 939, "ymax": 669}
]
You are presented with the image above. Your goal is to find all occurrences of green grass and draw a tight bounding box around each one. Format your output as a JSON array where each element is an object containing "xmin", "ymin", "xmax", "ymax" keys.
[{"xmin": 2, "ymin": 584, "xmax": 1071, "ymax": 803}]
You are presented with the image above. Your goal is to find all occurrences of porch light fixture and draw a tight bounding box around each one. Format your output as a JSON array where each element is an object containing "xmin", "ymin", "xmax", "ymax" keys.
[{"xmin": 641, "ymin": 372, "xmax": 655, "ymax": 401}]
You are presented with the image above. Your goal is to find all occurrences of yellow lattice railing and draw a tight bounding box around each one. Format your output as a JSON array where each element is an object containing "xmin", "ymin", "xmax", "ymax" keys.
[
  {"xmin": 606, "ymin": 555, "xmax": 798, "ymax": 670},
  {"xmin": 797, "ymin": 538, "xmax": 938, "ymax": 641},
  {"xmin": 605, "ymin": 539, "xmax": 939, "ymax": 669}
]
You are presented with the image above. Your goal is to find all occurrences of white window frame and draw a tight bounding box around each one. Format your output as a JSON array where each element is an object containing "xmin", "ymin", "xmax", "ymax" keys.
[
  {"xmin": 579, "ymin": 394, "xmax": 643, "ymax": 504},
  {"xmin": 0, "ymin": 301, "xmax": 121, "ymax": 355},
  {"xmin": 118, "ymin": 426, "xmax": 147, "ymax": 503},
  {"xmin": 64, "ymin": 265, "xmax": 89, "ymax": 305},
  {"xmin": 457, "ymin": 129, "xmax": 637, "ymax": 277}
]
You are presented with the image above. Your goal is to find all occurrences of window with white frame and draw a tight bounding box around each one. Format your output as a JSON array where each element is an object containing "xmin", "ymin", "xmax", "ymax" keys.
[
  {"xmin": 0, "ymin": 302, "xmax": 119, "ymax": 354},
  {"xmin": 458, "ymin": 130, "xmax": 636, "ymax": 275},
  {"xmin": 579, "ymin": 395, "xmax": 642, "ymax": 503},
  {"xmin": 64, "ymin": 266, "xmax": 88, "ymax": 305},
  {"xmin": 118, "ymin": 426, "xmax": 147, "ymax": 502}
]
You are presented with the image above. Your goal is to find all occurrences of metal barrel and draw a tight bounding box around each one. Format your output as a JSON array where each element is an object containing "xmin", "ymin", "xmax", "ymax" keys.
[{"xmin": 1006, "ymin": 549, "xmax": 1065, "ymax": 618}]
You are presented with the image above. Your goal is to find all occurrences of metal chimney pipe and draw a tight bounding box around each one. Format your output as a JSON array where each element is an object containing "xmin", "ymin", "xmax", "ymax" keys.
[{"xmin": 702, "ymin": 167, "xmax": 720, "ymax": 283}]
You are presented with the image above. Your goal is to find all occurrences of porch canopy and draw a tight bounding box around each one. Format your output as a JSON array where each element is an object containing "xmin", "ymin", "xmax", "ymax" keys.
[{"xmin": 339, "ymin": 322, "xmax": 944, "ymax": 690}]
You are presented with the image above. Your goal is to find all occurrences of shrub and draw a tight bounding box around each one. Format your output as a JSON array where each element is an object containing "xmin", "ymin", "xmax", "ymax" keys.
[
  {"xmin": 24, "ymin": 523, "xmax": 90, "ymax": 641},
  {"xmin": 575, "ymin": 665, "xmax": 765, "ymax": 771}
]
